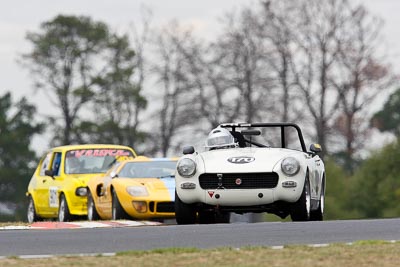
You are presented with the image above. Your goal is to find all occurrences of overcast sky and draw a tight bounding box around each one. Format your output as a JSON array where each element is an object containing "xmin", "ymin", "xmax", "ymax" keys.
[
  {"xmin": 1, "ymin": 0, "xmax": 257, "ymax": 113},
  {"xmin": 1, "ymin": 0, "xmax": 399, "ymax": 153}
]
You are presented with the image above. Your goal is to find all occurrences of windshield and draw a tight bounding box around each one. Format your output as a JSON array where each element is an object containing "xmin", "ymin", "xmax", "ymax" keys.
[
  {"xmin": 118, "ymin": 161, "xmax": 177, "ymax": 178},
  {"xmin": 65, "ymin": 148, "xmax": 134, "ymax": 174}
]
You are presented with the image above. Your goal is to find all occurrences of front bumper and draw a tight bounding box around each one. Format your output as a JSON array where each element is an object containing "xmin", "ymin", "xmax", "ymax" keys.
[
  {"xmin": 177, "ymin": 174, "xmax": 305, "ymax": 206},
  {"xmin": 119, "ymin": 192, "xmax": 175, "ymax": 219},
  {"xmin": 68, "ymin": 195, "xmax": 88, "ymax": 215}
]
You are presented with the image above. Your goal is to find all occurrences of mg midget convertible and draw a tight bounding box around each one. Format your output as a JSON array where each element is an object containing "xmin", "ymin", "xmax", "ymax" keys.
[{"xmin": 175, "ymin": 122, "xmax": 325, "ymax": 224}]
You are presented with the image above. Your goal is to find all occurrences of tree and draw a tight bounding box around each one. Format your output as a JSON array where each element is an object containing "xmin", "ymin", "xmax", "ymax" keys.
[
  {"xmin": 347, "ymin": 139, "xmax": 400, "ymax": 218},
  {"xmin": 74, "ymin": 33, "xmax": 147, "ymax": 150},
  {"xmin": 22, "ymin": 15, "xmax": 110, "ymax": 145},
  {"xmin": 259, "ymin": 0, "xmax": 301, "ymax": 123},
  {"xmin": 150, "ymin": 21, "xmax": 201, "ymax": 156},
  {"xmin": 262, "ymin": 0, "xmax": 394, "ymax": 163},
  {"xmin": 331, "ymin": 4, "xmax": 395, "ymax": 168},
  {"xmin": 0, "ymin": 92, "xmax": 43, "ymax": 221},
  {"xmin": 288, "ymin": 0, "xmax": 349, "ymax": 155},
  {"xmin": 323, "ymin": 158, "xmax": 359, "ymax": 219},
  {"xmin": 371, "ymin": 87, "xmax": 400, "ymax": 137},
  {"xmin": 143, "ymin": 0, "xmax": 394, "ymax": 160},
  {"xmin": 207, "ymin": 9, "xmax": 273, "ymax": 124}
]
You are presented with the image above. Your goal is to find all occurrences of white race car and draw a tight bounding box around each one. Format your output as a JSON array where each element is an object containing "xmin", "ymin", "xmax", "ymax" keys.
[{"xmin": 175, "ymin": 122, "xmax": 325, "ymax": 224}]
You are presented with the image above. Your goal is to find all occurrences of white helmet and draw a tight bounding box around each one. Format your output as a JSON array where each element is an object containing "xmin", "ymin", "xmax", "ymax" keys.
[{"xmin": 205, "ymin": 127, "xmax": 236, "ymax": 149}]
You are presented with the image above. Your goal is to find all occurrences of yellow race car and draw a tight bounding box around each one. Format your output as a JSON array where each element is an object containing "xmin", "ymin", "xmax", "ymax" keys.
[
  {"xmin": 87, "ymin": 156, "xmax": 177, "ymax": 221},
  {"xmin": 26, "ymin": 144, "xmax": 136, "ymax": 223}
]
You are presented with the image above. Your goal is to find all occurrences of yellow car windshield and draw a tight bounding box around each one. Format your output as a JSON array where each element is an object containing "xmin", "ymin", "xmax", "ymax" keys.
[{"xmin": 118, "ymin": 161, "xmax": 177, "ymax": 178}]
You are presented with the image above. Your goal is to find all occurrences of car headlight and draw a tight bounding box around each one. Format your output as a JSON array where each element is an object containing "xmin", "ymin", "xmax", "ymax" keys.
[
  {"xmin": 281, "ymin": 157, "xmax": 300, "ymax": 176},
  {"xmin": 126, "ymin": 186, "xmax": 148, "ymax": 197},
  {"xmin": 75, "ymin": 187, "xmax": 87, "ymax": 196},
  {"xmin": 177, "ymin": 158, "xmax": 196, "ymax": 178}
]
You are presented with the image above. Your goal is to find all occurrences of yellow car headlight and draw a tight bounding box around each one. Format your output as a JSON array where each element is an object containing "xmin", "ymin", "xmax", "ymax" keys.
[
  {"xmin": 75, "ymin": 187, "xmax": 87, "ymax": 196},
  {"xmin": 126, "ymin": 186, "xmax": 148, "ymax": 197}
]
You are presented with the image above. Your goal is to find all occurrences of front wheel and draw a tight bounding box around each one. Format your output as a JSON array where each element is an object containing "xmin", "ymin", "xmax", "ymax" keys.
[
  {"xmin": 27, "ymin": 196, "xmax": 41, "ymax": 223},
  {"xmin": 87, "ymin": 190, "xmax": 100, "ymax": 221},
  {"xmin": 175, "ymin": 191, "xmax": 196, "ymax": 225},
  {"xmin": 112, "ymin": 190, "xmax": 128, "ymax": 220},
  {"xmin": 58, "ymin": 194, "xmax": 72, "ymax": 222},
  {"xmin": 290, "ymin": 175, "xmax": 311, "ymax": 222}
]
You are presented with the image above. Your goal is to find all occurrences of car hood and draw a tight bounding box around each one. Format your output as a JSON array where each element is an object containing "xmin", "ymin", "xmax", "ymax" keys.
[
  {"xmin": 114, "ymin": 177, "xmax": 175, "ymax": 200},
  {"xmin": 199, "ymin": 147, "xmax": 301, "ymax": 173}
]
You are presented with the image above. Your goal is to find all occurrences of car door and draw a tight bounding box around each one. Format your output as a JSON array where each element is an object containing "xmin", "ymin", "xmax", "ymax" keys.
[
  {"xmin": 46, "ymin": 152, "xmax": 63, "ymax": 215},
  {"xmin": 35, "ymin": 152, "xmax": 53, "ymax": 214}
]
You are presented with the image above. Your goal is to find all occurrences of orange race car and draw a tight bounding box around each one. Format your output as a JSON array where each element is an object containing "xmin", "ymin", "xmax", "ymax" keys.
[{"xmin": 87, "ymin": 156, "xmax": 177, "ymax": 221}]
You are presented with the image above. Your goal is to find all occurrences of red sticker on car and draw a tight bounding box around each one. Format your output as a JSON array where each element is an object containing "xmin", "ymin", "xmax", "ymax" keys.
[
  {"xmin": 208, "ymin": 191, "xmax": 215, "ymax": 198},
  {"xmin": 68, "ymin": 149, "xmax": 132, "ymax": 158}
]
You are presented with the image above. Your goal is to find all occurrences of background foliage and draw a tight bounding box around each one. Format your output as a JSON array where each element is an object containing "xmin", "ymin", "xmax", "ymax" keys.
[{"xmin": 0, "ymin": 93, "xmax": 43, "ymax": 221}]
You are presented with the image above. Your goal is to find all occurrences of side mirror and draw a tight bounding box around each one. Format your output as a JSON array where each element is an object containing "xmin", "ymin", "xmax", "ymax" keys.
[
  {"xmin": 44, "ymin": 169, "xmax": 55, "ymax": 179},
  {"xmin": 183, "ymin": 146, "xmax": 195, "ymax": 155},
  {"xmin": 110, "ymin": 171, "xmax": 118, "ymax": 179},
  {"xmin": 310, "ymin": 143, "xmax": 322, "ymax": 153}
]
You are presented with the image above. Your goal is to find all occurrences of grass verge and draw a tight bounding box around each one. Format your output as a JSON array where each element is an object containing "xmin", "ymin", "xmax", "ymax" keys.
[{"xmin": 1, "ymin": 240, "xmax": 400, "ymax": 267}]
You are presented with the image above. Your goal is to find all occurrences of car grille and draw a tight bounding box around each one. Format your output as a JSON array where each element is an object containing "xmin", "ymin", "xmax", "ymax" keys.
[
  {"xmin": 149, "ymin": 201, "xmax": 175, "ymax": 213},
  {"xmin": 199, "ymin": 172, "xmax": 279, "ymax": 189}
]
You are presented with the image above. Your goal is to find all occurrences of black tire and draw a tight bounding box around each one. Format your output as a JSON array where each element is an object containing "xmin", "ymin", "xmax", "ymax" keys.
[
  {"xmin": 58, "ymin": 194, "xmax": 72, "ymax": 222},
  {"xmin": 290, "ymin": 175, "xmax": 311, "ymax": 222},
  {"xmin": 175, "ymin": 191, "xmax": 196, "ymax": 225},
  {"xmin": 310, "ymin": 178, "xmax": 325, "ymax": 221},
  {"xmin": 27, "ymin": 196, "xmax": 41, "ymax": 223},
  {"xmin": 112, "ymin": 190, "xmax": 128, "ymax": 220},
  {"xmin": 198, "ymin": 210, "xmax": 216, "ymax": 224},
  {"xmin": 87, "ymin": 190, "xmax": 101, "ymax": 221}
]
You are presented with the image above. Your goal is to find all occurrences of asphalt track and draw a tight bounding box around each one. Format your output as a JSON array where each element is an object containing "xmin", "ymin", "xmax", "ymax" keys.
[{"xmin": 1, "ymin": 218, "xmax": 400, "ymax": 257}]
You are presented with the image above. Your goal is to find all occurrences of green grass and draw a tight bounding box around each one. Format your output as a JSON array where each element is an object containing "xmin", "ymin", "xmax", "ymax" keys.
[
  {"xmin": 1, "ymin": 241, "xmax": 400, "ymax": 267},
  {"xmin": 0, "ymin": 222, "xmax": 29, "ymax": 227}
]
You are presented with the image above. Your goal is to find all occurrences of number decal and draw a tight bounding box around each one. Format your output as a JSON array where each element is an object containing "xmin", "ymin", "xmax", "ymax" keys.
[
  {"xmin": 227, "ymin": 156, "xmax": 255, "ymax": 164},
  {"xmin": 49, "ymin": 187, "xmax": 58, "ymax": 207}
]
